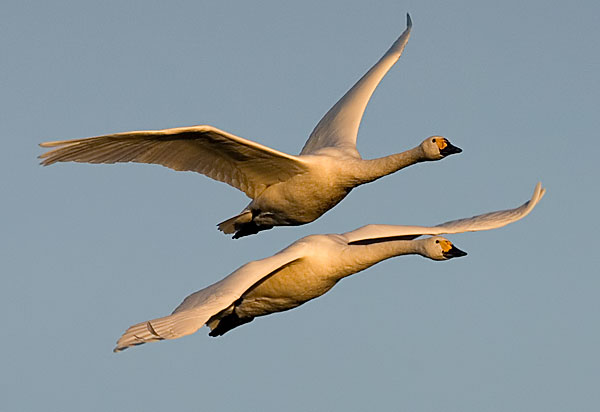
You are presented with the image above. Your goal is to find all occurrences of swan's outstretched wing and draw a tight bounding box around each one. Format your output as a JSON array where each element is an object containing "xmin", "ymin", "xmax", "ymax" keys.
[
  {"xmin": 343, "ymin": 183, "xmax": 546, "ymax": 243},
  {"xmin": 40, "ymin": 125, "xmax": 309, "ymax": 198},
  {"xmin": 114, "ymin": 242, "xmax": 308, "ymax": 352},
  {"xmin": 300, "ymin": 14, "xmax": 413, "ymax": 157}
]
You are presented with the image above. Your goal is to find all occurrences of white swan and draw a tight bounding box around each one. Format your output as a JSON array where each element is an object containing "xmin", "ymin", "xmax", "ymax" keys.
[
  {"xmin": 39, "ymin": 14, "xmax": 461, "ymax": 238},
  {"xmin": 114, "ymin": 183, "xmax": 545, "ymax": 352}
]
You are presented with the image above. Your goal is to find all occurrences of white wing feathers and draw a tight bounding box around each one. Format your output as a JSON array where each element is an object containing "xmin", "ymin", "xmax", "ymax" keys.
[
  {"xmin": 300, "ymin": 14, "xmax": 413, "ymax": 157},
  {"xmin": 39, "ymin": 125, "xmax": 308, "ymax": 199},
  {"xmin": 114, "ymin": 244, "xmax": 307, "ymax": 352},
  {"xmin": 343, "ymin": 183, "xmax": 546, "ymax": 243},
  {"xmin": 113, "ymin": 311, "xmax": 202, "ymax": 352}
]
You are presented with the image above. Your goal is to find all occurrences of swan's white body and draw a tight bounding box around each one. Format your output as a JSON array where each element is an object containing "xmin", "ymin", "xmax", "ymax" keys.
[
  {"xmin": 114, "ymin": 183, "xmax": 545, "ymax": 352},
  {"xmin": 39, "ymin": 15, "xmax": 461, "ymax": 238}
]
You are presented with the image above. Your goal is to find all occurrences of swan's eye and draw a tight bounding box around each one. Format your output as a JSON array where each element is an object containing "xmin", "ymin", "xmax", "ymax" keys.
[
  {"xmin": 435, "ymin": 240, "xmax": 439, "ymax": 243},
  {"xmin": 432, "ymin": 138, "xmax": 436, "ymax": 143}
]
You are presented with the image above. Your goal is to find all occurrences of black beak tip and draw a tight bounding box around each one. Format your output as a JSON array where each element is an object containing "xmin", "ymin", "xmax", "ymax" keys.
[
  {"xmin": 444, "ymin": 246, "xmax": 468, "ymax": 259},
  {"xmin": 441, "ymin": 143, "xmax": 462, "ymax": 156}
]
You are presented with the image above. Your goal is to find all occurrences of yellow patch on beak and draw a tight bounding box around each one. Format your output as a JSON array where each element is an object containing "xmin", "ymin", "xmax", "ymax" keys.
[
  {"xmin": 436, "ymin": 138, "xmax": 448, "ymax": 150},
  {"xmin": 439, "ymin": 240, "xmax": 453, "ymax": 252}
]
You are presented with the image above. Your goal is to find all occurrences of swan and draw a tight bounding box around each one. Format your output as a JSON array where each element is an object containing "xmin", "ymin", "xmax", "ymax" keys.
[
  {"xmin": 114, "ymin": 183, "xmax": 545, "ymax": 352},
  {"xmin": 39, "ymin": 14, "xmax": 461, "ymax": 238}
]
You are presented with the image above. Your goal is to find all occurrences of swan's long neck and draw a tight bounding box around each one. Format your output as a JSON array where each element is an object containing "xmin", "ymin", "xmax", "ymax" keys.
[
  {"xmin": 338, "ymin": 239, "xmax": 424, "ymax": 280},
  {"xmin": 354, "ymin": 146, "xmax": 426, "ymax": 184}
]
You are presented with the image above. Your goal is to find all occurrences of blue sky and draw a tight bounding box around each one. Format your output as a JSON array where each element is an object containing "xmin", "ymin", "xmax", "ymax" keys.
[{"xmin": 2, "ymin": 0, "xmax": 599, "ymax": 410}]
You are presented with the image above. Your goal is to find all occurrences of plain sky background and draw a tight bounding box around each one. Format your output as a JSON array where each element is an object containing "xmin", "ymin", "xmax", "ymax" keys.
[{"xmin": 2, "ymin": 0, "xmax": 599, "ymax": 410}]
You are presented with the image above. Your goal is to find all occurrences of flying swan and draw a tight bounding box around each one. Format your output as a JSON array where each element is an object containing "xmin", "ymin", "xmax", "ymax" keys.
[
  {"xmin": 39, "ymin": 14, "xmax": 461, "ymax": 238},
  {"xmin": 114, "ymin": 183, "xmax": 545, "ymax": 352}
]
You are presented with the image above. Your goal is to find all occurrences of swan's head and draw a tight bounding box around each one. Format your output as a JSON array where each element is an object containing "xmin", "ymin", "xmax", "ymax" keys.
[
  {"xmin": 421, "ymin": 236, "xmax": 468, "ymax": 261},
  {"xmin": 420, "ymin": 136, "xmax": 462, "ymax": 160}
]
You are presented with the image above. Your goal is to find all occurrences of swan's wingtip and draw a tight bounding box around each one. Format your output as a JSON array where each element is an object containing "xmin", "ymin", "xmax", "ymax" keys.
[
  {"xmin": 406, "ymin": 13, "xmax": 412, "ymax": 29},
  {"xmin": 539, "ymin": 184, "xmax": 547, "ymax": 200},
  {"xmin": 532, "ymin": 182, "xmax": 546, "ymax": 203},
  {"xmin": 39, "ymin": 140, "xmax": 64, "ymax": 148}
]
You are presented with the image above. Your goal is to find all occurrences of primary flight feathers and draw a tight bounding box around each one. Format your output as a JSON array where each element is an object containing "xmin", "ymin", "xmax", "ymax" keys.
[
  {"xmin": 114, "ymin": 183, "xmax": 545, "ymax": 352},
  {"xmin": 40, "ymin": 14, "xmax": 462, "ymax": 238},
  {"xmin": 40, "ymin": 125, "xmax": 308, "ymax": 199},
  {"xmin": 344, "ymin": 182, "xmax": 546, "ymax": 243}
]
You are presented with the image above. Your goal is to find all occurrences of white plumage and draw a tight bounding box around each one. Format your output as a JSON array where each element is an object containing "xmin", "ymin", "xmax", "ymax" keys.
[
  {"xmin": 114, "ymin": 183, "xmax": 545, "ymax": 352},
  {"xmin": 39, "ymin": 14, "xmax": 461, "ymax": 238}
]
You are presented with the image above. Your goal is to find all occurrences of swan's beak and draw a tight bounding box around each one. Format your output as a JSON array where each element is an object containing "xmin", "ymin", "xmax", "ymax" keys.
[
  {"xmin": 443, "ymin": 245, "xmax": 468, "ymax": 259},
  {"xmin": 440, "ymin": 141, "xmax": 462, "ymax": 157}
]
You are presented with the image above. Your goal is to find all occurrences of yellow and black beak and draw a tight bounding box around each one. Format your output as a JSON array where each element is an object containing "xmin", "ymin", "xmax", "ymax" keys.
[
  {"xmin": 442, "ymin": 244, "xmax": 468, "ymax": 259},
  {"xmin": 439, "ymin": 139, "xmax": 462, "ymax": 157}
]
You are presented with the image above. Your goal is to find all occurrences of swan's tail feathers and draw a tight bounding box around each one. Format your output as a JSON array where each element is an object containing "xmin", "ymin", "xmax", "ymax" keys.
[
  {"xmin": 217, "ymin": 210, "xmax": 253, "ymax": 234},
  {"xmin": 114, "ymin": 311, "xmax": 203, "ymax": 352}
]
